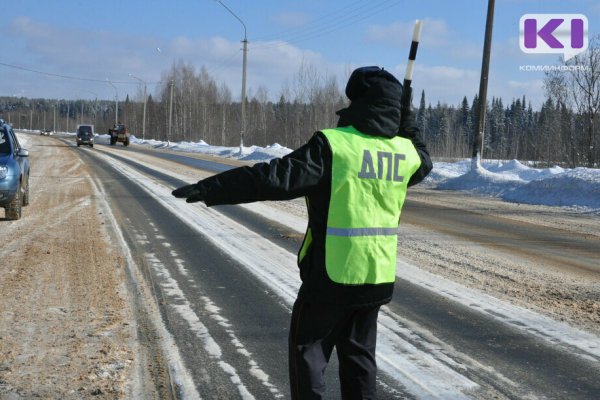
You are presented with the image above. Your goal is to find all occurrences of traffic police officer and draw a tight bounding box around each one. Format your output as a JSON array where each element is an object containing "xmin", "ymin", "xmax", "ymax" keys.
[{"xmin": 173, "ymin": 66, "xmax": 432, "ymax": 399}]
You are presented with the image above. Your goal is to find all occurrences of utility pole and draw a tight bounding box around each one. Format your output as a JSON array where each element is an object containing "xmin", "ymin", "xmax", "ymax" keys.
[
  {"xmin": 241, "ymin": 36, "xmax": 248, "ymax": 151},
  {"xmin": 472, "ymin": 0, "xmax": 495, "ymax": 170},
  {"xmin": 107, "ymin": 79, "xmax": 119, "ymax": 125},
  {"xmin": 129, "ymin": 74, "xmax": 147, "ymax": 140},
  {"xmin": 168, "ymin": 79, "xmax": 174, "ymax": 143},
  {"xmin": 155, "ymin": 48, "xmax": 171, "ymax": 142},
  {"xmin": 87, "ymin": 91, "xmax": 98, "ymax": 129},
  {"xmin": 142, "ymin": 82, "xmax": 147, "ymax": 140},
  {"xmin": 214, "ymin": 0, "xmax": 248, "ymax": 152}
]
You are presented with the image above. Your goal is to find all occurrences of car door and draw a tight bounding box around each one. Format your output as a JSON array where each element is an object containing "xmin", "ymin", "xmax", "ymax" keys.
[{"xmin": 8, "ymin": 128, "xmax": 26, "ymax": 179}]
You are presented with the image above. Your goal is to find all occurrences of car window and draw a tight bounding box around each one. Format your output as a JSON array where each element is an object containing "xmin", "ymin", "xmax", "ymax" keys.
[
  {"xmin": 78, "ymin": 126, "xmax": 92, "ymax": 134},
  {"xmin": 0, "ymin": 128, "xmax": 10, "ymax": 154},
  {"xmin": 8, "ymin": 128, "xmax": 20, "ymax": 154}
]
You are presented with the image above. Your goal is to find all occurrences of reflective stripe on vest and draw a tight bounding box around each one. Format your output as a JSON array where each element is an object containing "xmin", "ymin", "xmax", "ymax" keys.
[{"xmin": 320, "ymin": 126, "xmax": 421, "ymax": 285}]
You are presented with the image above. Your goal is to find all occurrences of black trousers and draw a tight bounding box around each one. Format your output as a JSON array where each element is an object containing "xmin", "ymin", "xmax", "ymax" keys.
[{"xmin": 288, "ymin": 299, "xmax": 380, "ymax": 400}]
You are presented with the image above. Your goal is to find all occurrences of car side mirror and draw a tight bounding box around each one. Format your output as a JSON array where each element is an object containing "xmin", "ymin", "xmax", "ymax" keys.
[{"xmin": 18, "ymin": 149, "xmax": 29, "ymax": 157}]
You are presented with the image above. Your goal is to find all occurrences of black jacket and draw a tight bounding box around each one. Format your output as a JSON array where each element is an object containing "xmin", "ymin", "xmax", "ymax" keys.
[{"xmin": 197, "ymin": 77, "xmax": 432, "ymax": 306}]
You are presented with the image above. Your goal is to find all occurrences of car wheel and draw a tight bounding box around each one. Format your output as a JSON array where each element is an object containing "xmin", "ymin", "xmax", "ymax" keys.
[
  {"xmin": 77, "ymin": 143, "xmax": 81, "ymax": 147},
  {"xmin": 124, "ymin": 139, "xmax": 129, "ymax": 146},
  {"xmin": 22, "ymin": 175, "xmax": 30, "ymax": 206},
  {"xmin": 90, "ymin": 144, "xmax": 94, "ymax": 148},
  {"xmin": 5, "ymin": 182, "xmax": 22, "ymax": 220}
]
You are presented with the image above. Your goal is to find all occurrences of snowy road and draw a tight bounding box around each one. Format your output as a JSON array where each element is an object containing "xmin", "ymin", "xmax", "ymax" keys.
[{"xmin": 76, "ymin": 141, "xmax": 600, "ymax": 399}]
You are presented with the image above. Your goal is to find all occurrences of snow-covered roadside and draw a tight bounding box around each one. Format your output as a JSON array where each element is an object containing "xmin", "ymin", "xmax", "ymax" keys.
[
  {"xmin": 432, "ymin": 159, "xmax": 600, "ymax": 210},
  {"xmin": 40, "ymin": 130, "xmax": 600, "ymax": 212},
  {"xmin": 128, "ymin": 135, "xmax": 600, "ymax": 212}
]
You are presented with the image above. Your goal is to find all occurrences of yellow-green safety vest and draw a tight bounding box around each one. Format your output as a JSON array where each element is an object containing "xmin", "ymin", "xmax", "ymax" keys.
[{"xmin": 301, "ymin": 126, "xmax": 422, "ymax": 285}]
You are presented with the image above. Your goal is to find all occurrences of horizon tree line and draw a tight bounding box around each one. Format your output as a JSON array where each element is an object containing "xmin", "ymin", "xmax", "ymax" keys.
[{"xmin": 1, "ymin": 36, "xmax": 598, "ymax": 167}]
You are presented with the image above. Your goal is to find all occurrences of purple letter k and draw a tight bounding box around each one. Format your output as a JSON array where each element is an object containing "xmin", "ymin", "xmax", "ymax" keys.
[{"xmin": 524, "ymin": 18, "xmax": 564, "ymax": 49}]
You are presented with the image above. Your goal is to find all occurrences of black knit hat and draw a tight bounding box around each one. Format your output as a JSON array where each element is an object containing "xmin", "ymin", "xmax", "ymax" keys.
[{"xmin": 345, "ymin": 66, "xmax": 401, "ymax": 101}]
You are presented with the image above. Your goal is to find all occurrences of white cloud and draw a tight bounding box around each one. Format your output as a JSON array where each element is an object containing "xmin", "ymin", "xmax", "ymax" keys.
[
  {"xmin": 1, "ymin": 15, "xmax": 343, "ymax": 102},
  {"xmin": 0, "ymin": 16, "xmax": 547, "ymax": 108},
  {"xmin": 506, "ymin": 79, "xmax": 545, "ymax": 106},
  {"xmin": 0, "ymin": 16, "xmax": 308, "ymax": 100},
  {"xmin": 391, "ymin": 63, "xmax": 480, "ymax": 105},
  {"xmin": 387, "ymin": 62, "xmax": 544, "ymax": 108},
  {"xmin": 5, "ymin": 16, "xmax": 158, "ymax": 86}
]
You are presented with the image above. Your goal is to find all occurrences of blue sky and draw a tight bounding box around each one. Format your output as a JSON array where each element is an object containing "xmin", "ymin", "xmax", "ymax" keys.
[{"xmin": 1, "ymin": 0, "xmax": 598, "ymax": 109}]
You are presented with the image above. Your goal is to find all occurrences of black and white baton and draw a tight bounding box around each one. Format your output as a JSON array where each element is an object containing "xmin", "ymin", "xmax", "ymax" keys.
[{"xmin": 402, "ymin": 19, "xmax": 423, "ymax": 107}]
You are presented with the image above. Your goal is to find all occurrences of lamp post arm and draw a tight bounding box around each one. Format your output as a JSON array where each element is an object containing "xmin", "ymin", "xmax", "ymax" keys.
[{"xmin": 214, "ymin": 0, "xmax": 247, "ymax": 39}]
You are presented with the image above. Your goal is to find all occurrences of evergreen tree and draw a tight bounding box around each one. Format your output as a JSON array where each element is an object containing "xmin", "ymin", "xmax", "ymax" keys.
[{"xmin": 417, "ymin": 90, "xmax": 429, "ymax": 140}]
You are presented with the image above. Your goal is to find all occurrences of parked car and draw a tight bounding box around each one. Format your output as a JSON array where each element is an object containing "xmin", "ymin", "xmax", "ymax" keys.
[
  {"xmin": 76, "ymin": 124, "xmax": 94, "ymax": 148},
  {"xmin": 0, "ymin": 119, "xmax": 30, "ymax": 220}
]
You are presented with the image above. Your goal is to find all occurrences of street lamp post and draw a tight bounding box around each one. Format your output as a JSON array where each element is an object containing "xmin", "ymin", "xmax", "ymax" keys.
[
  {"xmin": 156, "ymin": 48, "xmax": 174, "ymax": 143},
  {"xmin": 214, "ymin": 0, "xmax": 248, "ymax": 152},
  {"xmin": 87, "ymin": 91, "xmax": 98, "ymax": 128},
  {"xmin": 168, "ymin": 80, "xmax": 174, "ymax": 143},
  {"xmin": 129, "ymin": 74, "xmax": 147, "ymax": 140},
  {"xmin": 106, "ymin": 79, "xmax": 119, "ymax": 125}
]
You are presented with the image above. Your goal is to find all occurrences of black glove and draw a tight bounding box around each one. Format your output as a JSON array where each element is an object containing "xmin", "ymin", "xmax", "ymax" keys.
[{"xmin": 172, "ymin": 183, "xmax": 207, "ymax": 203}]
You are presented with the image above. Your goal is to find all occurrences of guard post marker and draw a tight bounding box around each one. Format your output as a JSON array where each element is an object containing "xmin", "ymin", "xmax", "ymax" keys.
[{"xmin": 402, "ymin": 19, "xmax": 423, "ymax": 108}]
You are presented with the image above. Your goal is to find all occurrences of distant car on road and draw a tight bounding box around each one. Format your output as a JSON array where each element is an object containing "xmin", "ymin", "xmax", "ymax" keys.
[
  {"xmin": 0, "ymin": 119, "xmax": 30, "ymax": 220},
  {"xmin": 40, "ymin": 129, "xmax": 53, "ymax": 136},
  {"xmin": 76, "ymin": 124, "xmax": 94, "ymax": 148}
]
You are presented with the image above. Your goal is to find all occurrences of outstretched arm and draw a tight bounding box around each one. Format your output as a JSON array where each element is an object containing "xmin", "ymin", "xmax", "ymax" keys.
[{"xmin": 173, "ymin": 134, "xmax": 328, "ymax": 206}]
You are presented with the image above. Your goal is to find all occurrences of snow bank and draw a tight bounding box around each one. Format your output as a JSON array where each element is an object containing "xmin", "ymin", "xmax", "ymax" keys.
[
  {"xmin": 239, "ymin": 143, "xmax": 292, "ymax": 161},
  {"xmin": 502, "ymin": 167, "xmax": 600, "ymax": 209},
  {"xmin": 30, "ymin": 128, "xmax": 593, "ymax": 212},
  {"xmin": 131, "ymin": 135, "xmax": 293, "ymax": 162},
  {"xmin": 432, "ymin": 159, "xmax": 600, "ymax": 210}
]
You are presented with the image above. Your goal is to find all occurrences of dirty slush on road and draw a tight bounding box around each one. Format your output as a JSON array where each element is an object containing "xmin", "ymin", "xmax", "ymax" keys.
[{"xmin": 0, "ymin": 136, "xmax": 170, "ymax": 399}]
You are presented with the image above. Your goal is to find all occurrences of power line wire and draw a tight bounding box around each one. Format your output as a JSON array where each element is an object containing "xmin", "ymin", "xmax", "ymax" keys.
[
  {"xmin": 254, "ymin": 0, "xmax": 403, "ymax": 50},
  {"xmin": 0, "ymin": 61, "xmax": 161, "ymax": 85},
  {"xmin": 2, "ymin": 0, "xmax": 404, "ymax": 88},
  {"xmin": 252, "ymin": 0, "xmax": 367, "ymax": 42}
]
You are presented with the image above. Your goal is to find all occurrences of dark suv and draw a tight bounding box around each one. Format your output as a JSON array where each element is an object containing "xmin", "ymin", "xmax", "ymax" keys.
[
  {"xmin": 76, "ymin": 124, "xmax": 94, "ymax": 147},
  {"xmin": 0, "ymin": 119, "xmax": 30, "ymax": 220}
]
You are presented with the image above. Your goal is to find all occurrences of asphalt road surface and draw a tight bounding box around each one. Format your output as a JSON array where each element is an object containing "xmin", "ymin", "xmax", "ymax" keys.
[{"xmin": 75, "ymin": 141, "xmax": 600, "ymax": 399}]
